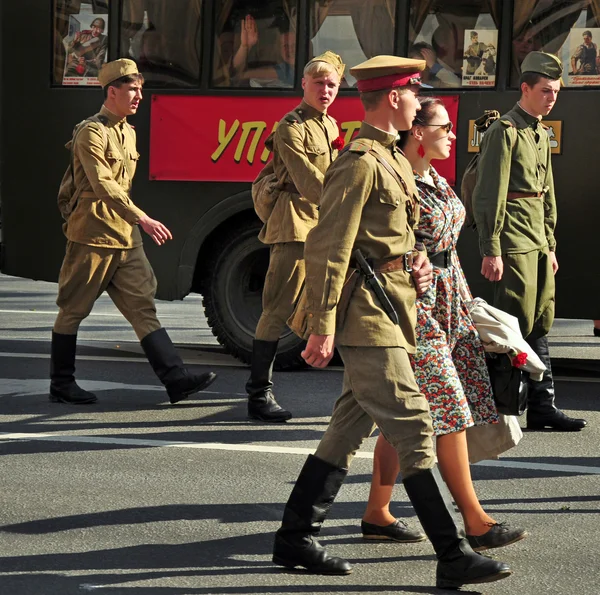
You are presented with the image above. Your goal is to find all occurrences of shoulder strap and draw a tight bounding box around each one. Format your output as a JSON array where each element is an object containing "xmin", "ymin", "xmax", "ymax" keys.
[
  {"xmin": 70, "ymin": 115, "xmax": 109, "ymax": 185},
  {"xmin": 284, "ymin": 109, "xmax": 304, "ymax": 124},
  {"xmin": 367, "ymin": 145, "xmax": 410, "ymax": 194},
  {"xmin": 344, "ymin": 139, "xmax": 410, "ymax": 194}
]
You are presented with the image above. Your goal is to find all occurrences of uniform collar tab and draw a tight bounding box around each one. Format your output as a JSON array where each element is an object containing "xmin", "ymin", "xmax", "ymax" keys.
[{"xmin": 298, "ymin": 100, "xmax": 326, "ymax": 119}]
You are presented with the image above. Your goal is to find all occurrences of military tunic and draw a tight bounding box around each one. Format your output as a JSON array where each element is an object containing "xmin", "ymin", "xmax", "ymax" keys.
[
  {"xmin": 473, "ymin": 103, "xmax": 557, "ymax": 338},
  {"xmin": 54, "ymin": 105, "xmax": 162, "ymax": 340},
  {"xmin": 254, "ymin": 100, "xmax": 339, "ymax": 341},
  {"xmin": 291, "ymin": 122, "xmax": 435, "ymax": 477}
]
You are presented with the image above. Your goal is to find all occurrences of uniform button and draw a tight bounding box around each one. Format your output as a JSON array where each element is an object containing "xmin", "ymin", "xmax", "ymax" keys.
[
  {"xmin": 396, "ymin": 200, "xmax": 400, "ymax": 205},
  {"xmin": 309, "ymin": 313, "xmax": 314, "ymax": 318}
]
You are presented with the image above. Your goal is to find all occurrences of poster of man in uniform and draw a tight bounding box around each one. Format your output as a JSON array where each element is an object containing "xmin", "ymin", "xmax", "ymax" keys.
[
  {"xmin": 462, "ymin": 29, "xmax": 498, "ymax": 87},
  {"xmin": 62, "ymin": 13, "xmax": 108, "ymax": 86},
  {"xmin": 567, "ymin": 28, "xmax": 600, "ymax": 86}
]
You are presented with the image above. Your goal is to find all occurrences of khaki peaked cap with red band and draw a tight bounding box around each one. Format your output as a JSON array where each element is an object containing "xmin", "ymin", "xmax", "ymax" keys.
[{"xmin": 350, "ymin": 55, "xmax": 426, "ymax": 92}]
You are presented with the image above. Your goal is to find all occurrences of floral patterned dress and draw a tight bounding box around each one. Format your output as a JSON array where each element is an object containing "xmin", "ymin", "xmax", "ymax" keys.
[{"xmin": 411, "ymin": 167, "xmax": 498, "ymax": 435}]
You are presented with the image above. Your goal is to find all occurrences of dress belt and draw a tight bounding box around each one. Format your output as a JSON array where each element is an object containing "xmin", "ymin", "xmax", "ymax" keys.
[
  {"xmin": 507, "ymin": 191, "xmax": 543, "ymax": 200},
  {"xmin": 428, "ymin": 249, "xmax": 452, "ymax": 268}
]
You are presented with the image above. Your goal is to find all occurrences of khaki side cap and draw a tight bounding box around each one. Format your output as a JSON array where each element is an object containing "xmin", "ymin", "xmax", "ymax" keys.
[{"xmin": 98, "ymin": 58, "xmax": 140, "ymax": 87}]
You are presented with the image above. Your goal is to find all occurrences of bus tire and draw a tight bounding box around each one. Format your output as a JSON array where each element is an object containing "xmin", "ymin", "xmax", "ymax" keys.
[{"xmin": 201, "ymin": 220, "xmax": 307, "ymax": 371}]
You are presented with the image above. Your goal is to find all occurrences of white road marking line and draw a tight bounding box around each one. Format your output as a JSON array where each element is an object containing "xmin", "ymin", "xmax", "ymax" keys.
[
  {"xmin": 1, "ymin": 432, "xmax": 599, "ymax": 474},
  {"xmin": 0, "ymin": 309, "xmax": 119, "ymax": 317},
  {"xmin": 0, "ymin": 352, "xmax": 246, "ymax": 369},
  {"xmin": 0, "ymin": 378, "xmax": 246, "ymax": 398}
]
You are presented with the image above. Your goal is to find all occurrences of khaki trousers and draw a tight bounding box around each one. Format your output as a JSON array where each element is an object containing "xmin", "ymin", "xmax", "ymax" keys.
[
  {"xmin": 493, "ymin": 249, "xmax": 555, "ymax": 341},
  {"xmin": 315, "ymin": 345, "xmax": 436, "ymax": 478},
  {"xmin": 54, "ymin": 242, "xmax": 162, "ymax": 340},
  {"xmin": 254, "ymin": 241, "xmax": 305, "ymax": 341}
]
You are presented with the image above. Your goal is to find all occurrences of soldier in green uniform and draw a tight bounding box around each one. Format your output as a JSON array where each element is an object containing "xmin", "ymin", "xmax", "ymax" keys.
[
  {"xmin": 473, "ymin": 51, "xmax": 586, "ymax": 432},
  {"xmin": 246, "ymin": 51, "xmax": 345, "ymax": 422},
  {"xmin": 272, "ymin": 56, "xmax": 511, "ymax": 590},
  {"xmin": 51, "ymin": 59, "xmax": 216, "ymax": 405}
]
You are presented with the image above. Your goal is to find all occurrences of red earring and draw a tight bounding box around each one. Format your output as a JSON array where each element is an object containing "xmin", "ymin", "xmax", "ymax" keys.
[{"xmin": 417, "ymin": 144, "xmax": 426, "ymax": 158}]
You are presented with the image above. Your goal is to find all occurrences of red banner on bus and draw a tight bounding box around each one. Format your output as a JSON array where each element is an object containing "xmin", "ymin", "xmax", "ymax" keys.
[{"xmin": 150, "ymin": 95, "xmax": 459, "ymax": 185}]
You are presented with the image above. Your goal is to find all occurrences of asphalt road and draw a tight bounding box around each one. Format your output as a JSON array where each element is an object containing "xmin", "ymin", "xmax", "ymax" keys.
[{"xmin": 1, "ymin": 274, "xmax": 599, "ymax": 595}]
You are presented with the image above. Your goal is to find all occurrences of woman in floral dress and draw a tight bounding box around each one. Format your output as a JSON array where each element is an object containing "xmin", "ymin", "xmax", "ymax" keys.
[{"xmin": 360, "ymin": 97, "xmax": 527, "ymax": 552}]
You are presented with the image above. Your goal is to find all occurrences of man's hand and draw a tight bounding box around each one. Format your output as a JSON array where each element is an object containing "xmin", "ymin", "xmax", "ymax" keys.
[
  {"xmin": 420, "ymin": 47, "xmax": 437, "ymax": 68},
  {"xmin": 302, "ymin": 334, "xmax": 335, "ymax": 368},
  {"xmin": 240, "ymin": 15, "xmax": 259, "ymax": 48},
  {"xmin": 139, "ymin": 215, "xmax": 173, "ymax": 246},
  {"xmin": 549, "ymin": 250, "xmax": 559, "ymax": 275},
  {"xmin": 481, "ymin": 255, "xmax": 503, "ymax": 281},
  {"xmin": 410, "ymin": 252, "xmax": 433, "ymax": 296}
]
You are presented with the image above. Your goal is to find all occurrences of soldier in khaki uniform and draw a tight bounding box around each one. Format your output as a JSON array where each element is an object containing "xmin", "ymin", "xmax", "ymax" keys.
[
  {"xmin": 473, "ymin": 52, "xmax": 586, "ymax": 432},
  {"xmin": 50, "ymin": 59, "xmax": 216, "ymax": 405},
  {"xmin": 246, "ymin": 51, "xmax": 345, "ymax": 422},
  {"xmin": 272, "ymin": 56, "xmax": 511, "ymax": 590}
]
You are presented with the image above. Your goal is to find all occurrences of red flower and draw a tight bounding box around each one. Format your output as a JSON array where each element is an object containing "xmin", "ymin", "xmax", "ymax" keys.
[
  {"xmin": 512, "ymin": 352, "xmax": 528, "ymax": 368},
  {"xmin": 332, "ymin": 136, "xmax": 345, "ymax": 150}
]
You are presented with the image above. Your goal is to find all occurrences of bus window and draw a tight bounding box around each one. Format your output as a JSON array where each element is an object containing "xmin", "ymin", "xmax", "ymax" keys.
[
  {"xmin": 409, "ymin": 1, "xmax": 500, "ymax": 89},
  {"xmin": 212, "ymin": 1, "xmax": 299, "ymax": 88},
  {"xmin": 309, "ymin": 0, "xmax": 396, "ymax": 88},
  {"xmin": 121, "ymin": 0, "xmax": 202, "ymax": 87},
  {"xmin": 53, "ymin": 0, "xmax": 109, "ymax": 86},
  {"xmin": 511, "ymin": 1, "xmax": 600, "ymax": 88}
]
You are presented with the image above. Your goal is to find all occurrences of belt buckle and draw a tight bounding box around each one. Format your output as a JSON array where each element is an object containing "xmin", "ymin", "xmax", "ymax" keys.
[
  {"xmin": 404, "ymin": 250, "xmax": 415, "ymax": 273},
  {"xmin": 444, "ymin": 250, "xmax": 451, "ymax": 267}
]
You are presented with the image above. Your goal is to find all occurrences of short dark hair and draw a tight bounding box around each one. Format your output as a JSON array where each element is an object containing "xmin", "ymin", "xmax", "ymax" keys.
[
  {"xmin": 519, "ymin": 71, "xmax": 544, "ymax": 90},
  {"xmin": 583, "ymin": 30, "xmax": 592, "ymax": 37},
  {"xmin": 397, "ymin": 96, "xmax": 444, "ymax": 150},
  {"xmin": 103, "ymin": 73, "xmax": 145, "ymax": 99},
  {"xmin": 91, "ymin": 18, "xmax": 106, "ymax": 30},
  {"xmin": 409, "ymin": 42, "xmax": 434, "ymax": 60}
]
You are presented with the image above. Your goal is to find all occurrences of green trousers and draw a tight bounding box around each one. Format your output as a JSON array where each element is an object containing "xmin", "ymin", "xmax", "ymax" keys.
[
  {"xmin": 315, "ymin": 345, "xmax": 435, "ymax": 478},
  {"xmin": 54, "ymin": 242, "xmax": 162, "ymax": 340},
  {"xmin": 493, "ymin": 248, "xmax": 555, "ymax": 340},
  {"xmin": 254, "ymin": 241, "xmax": 305, "ymax": 341}
]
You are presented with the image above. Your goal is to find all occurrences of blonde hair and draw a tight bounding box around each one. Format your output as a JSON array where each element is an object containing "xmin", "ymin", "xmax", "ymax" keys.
[{"xmin": 303, "ymin": 60, "xmax": 339, "ymax": 79}]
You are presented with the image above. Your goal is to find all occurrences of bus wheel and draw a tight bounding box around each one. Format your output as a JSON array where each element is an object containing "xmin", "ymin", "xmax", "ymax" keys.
[{"xmin": 201, "ymin": 220, "xmax": 306, "ymax": 370}]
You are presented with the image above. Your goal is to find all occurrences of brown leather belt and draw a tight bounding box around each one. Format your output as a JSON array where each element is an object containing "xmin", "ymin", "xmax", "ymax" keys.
[
  {"xmin": 507, "ymin": 191, "xmax": 544, "ymax": 200},
  {"xmin": 372, "ymin": 250, "xmax": 418, "ymax": 273},
  {"xmin": 280, "ymin": 182, "xmax": 300, "ymax": 195}
]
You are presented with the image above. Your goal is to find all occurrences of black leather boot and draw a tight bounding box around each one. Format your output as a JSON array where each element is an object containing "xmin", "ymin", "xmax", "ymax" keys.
[
  {"xmin": 49, "ymin": 332, "xmax": 97, "ymax": 404},
  {"xmin": 141, "ymin": 328, "xmax": 217, "ymax": 403},
  {"xmin": 273, "ymin": 454, "xmax": 352, "ymax": 575},
  {"xmin": 246, "ymin": 339, "xmax": 292, "ymax": 422},
  {"xmin": 526, "ymin": 336, "xmax": 586, "ymax": 431},
  {"xmin": 403, "ymin": 467, "xmax": 511, "ymax": 589}
]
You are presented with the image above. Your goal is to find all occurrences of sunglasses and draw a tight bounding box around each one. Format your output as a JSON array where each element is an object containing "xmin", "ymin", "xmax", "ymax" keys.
[{"xmin": 423, "ymin": 122, "xmax": 453, "ymax": 133}]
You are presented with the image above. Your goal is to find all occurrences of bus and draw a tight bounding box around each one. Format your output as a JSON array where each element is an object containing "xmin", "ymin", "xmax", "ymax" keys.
[{"xmin": 1, "ymin": 0, "xmax": 599, "ymax": 369}]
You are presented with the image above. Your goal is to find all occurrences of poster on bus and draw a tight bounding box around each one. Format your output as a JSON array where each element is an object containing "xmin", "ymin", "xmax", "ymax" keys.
[
  {"xmin": 462, "ymin": 29, "xmax": 498, "ymax": 87},
  {"xmin": 62, "ymin": 13, "xmax": 108, "ymax": 86},
  {"xmin": 566, "ymin": 28, "xmax": 600, "ymax": 87}
]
